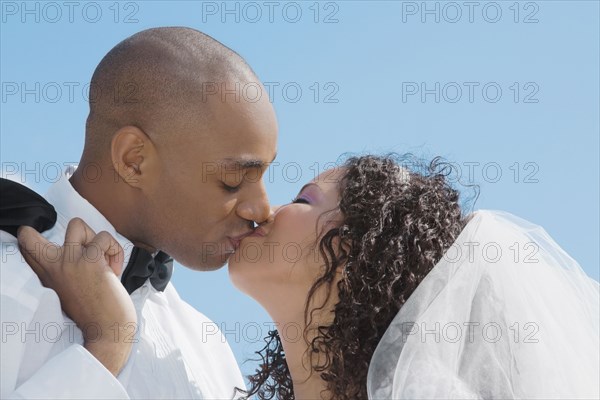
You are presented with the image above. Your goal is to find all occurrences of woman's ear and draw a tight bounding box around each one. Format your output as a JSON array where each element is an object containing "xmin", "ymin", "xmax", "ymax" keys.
[{"xmin": 110, "ymin": 126, "xmax": 155, "ymax": 188}]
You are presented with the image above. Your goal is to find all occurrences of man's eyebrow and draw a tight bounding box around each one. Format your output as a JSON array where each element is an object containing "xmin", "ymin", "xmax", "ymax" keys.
[
  {"xmin": 222, "ymin": 159, "xmax": 264, "ymax": 169},
  {"xmin": 220, "ymin": 153, "xmax": 277, "ymax": 169}
]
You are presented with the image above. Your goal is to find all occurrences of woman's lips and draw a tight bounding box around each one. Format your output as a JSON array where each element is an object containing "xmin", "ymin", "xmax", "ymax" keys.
[
  {"xmin": 248, "ymin": 226, "xmax": 267, "ymax": 238},
  {"xmin": 228, "ymin": 231, "xmax": 254, "ymax": 251},
  {"xmin": 235, "ymin": 227, "xmax": 267, "ymax": 248}
]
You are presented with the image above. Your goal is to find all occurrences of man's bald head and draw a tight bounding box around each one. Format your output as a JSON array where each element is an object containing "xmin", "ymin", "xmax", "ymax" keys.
[
  {"xmin": 71, "ymin": 27, "xmax": 278, "ymax": 270},
  {"xmin": 84, "ymin": 27, "xmax": 258, "ymax": 158}
]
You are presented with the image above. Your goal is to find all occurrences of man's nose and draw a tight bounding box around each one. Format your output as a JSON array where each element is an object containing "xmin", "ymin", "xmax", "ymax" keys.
[{"xmin": 237, "ymin": 182, "xmax": 271, "ymax": 224}]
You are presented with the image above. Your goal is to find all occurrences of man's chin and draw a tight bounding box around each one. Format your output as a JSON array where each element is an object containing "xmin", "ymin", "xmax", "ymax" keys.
[{"xmin": 177, "ymin": 253, "xmax": 231, "ymax": 272}]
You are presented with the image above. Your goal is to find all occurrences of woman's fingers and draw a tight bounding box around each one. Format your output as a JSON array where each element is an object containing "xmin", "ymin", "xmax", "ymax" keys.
[
  {"xmin": 17, "ymin": 225, "xmax": 61, "ymax": 283},
  {"xmin": 87, "ymin": 231, "xmax": 125, "ymax": 276}
]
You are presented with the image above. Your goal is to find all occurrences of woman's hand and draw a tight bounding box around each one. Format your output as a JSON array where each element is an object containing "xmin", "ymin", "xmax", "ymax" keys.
[{"xmin": 17, "ymin": 218, "xmax": 137, "ymax": 376}]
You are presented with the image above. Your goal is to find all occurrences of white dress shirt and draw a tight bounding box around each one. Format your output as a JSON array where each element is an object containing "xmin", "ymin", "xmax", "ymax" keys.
[{"xmin": 1, "ymin": 170, "xmax": 245, "ymax": 399}]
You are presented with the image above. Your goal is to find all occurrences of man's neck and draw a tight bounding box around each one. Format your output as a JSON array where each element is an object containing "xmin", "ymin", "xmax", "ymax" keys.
[
  {"xmin": 69, "ymin": 163, "xmax": 116, "ymax": 223},
  {"xmin": 69, "ymin": 163, "xmax": 152, "ymax": 251}
]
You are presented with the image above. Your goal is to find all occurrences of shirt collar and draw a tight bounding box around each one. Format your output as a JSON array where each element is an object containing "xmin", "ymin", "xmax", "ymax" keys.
[{"xmin": 45, "ymin": 167, "xmax": 135, "ymax": 275}]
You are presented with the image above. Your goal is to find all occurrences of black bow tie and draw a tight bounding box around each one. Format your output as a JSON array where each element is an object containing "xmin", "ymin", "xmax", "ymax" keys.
[
  {"xmin": 0, "ymin": 178, "xmax": 172, "ymax": 294},
  {"xmin": 121, "ymin": 247, "xmax": 173, "ymax": 294}
]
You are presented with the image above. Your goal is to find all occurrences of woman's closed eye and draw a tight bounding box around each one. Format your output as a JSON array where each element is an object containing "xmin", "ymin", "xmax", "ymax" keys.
[
  {"xmin": 291, "ymin": 196, "xmax": 310, "ymax": 204},
  {"xmin": 291, "ymin": 185, "xmax": 318, "ymax": 204}
]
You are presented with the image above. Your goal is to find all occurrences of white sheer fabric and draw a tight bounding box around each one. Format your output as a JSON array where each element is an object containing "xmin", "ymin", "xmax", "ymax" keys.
[{"xmin": 367, "ymin": 210, "xmax": 599, "ymax": 399}]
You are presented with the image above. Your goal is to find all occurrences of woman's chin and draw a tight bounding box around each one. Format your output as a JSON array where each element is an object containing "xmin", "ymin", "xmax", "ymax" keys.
[
  {"xmin": 228, "ymin": 253, "xmax": 259, "ymax": 291},
  {"xmin": 226, "ymin": 249, "xmax": 254, "ymax": 270},
  {"xmin": 227, "ymin": 259, "xmax": 261, "ymax": 298}
]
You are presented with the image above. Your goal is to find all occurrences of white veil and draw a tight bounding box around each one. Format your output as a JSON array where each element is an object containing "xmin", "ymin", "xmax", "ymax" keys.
[{"xmin": 367, "ymin": 210, "xmax": 599, "ymax": 399}]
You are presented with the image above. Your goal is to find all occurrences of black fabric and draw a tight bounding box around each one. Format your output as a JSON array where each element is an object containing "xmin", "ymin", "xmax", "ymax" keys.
[
  {"xmin": 0, "ymin": 178, "xmax": 57, "ymax": 237},
  {"xmin": 121, "ymin": 247, "xmax": 173, "ymax": 294},
  {"xmin": 0, "ymin": 177, "xmax": 172, "ymax": 293}
]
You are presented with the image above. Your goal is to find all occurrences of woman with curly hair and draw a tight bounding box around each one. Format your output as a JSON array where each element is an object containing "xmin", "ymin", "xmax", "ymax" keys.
[
  {"xmin": 13, "ymin": 154, "xmax": 599, "ymax": 399},
  {"xmin": 228, "ymin": 154, "xmax": 599, "ymax": 400}
]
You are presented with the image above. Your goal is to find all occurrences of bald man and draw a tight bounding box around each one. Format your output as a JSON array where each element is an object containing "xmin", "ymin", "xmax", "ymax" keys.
[{"xmin": 1, "ymin": 27, "xmax": 278, "ymax": 398}]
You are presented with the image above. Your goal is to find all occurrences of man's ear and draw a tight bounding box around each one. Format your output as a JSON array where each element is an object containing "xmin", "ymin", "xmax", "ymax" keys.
[{"xmin": 110, "ymin": 126, "xmax": 156, "ymax": 188}]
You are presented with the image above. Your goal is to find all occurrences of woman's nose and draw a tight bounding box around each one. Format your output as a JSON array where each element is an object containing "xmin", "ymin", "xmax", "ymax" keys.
[
  {"xmin": 271, "ymin": 205, "xmax": 282, "ymax": 215},
  {"xmin": 260, "ymin": 206, "xmax": 281, "ymax": 226}
]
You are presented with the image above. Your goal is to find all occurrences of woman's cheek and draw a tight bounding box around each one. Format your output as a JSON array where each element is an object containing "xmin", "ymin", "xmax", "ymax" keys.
[{"xmin": 278, "ymin": 210, "xmax": 315, "ymax": 245}]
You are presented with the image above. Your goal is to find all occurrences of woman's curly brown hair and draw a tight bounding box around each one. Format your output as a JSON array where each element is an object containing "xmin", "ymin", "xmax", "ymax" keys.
[{"xmin": 236, "ymin": 154, "xmax": 474, "ymax": 400}]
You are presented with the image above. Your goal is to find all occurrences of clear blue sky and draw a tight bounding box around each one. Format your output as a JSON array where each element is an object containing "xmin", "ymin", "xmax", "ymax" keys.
[{"xmin": 2, "ymin": 0, "xmax": 598, "ymax": 379}]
